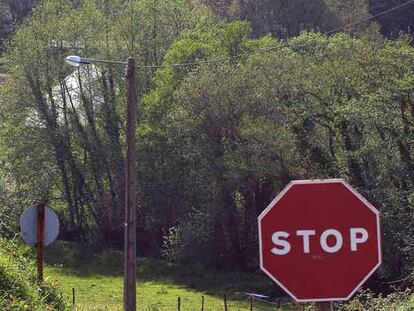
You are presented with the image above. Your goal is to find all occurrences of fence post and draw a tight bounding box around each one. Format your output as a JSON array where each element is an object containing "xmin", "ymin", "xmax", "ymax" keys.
[
  {"xmin": 201, "ymin": 295, "xmax": 204, "ymax": 311},
  {"xmin": 249, "ymin": 296, "xmax": 253, "ymax": 311},
  {"xmin": 224, "ymin": 293, "xmax": 228, "ymax": 311},
  {"xmin": 178, "ymin": 297, "xmax": 181, "ymax": 311},
  {"xmin": 316, "ymin": 302, "xmax": 333, "ymax": 311},
  {"xmin": 72, "ymin": 287, "xmax": 75, "ymax": 306}
]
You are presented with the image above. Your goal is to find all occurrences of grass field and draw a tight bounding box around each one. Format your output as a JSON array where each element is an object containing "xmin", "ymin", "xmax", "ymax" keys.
[
  {"xmin": 43, "ymin": 242, "xmax": 300, "ymax": 310},
  {"xmin": 46, "ymin": 266, "xmax": 291, "ymax": 310}
]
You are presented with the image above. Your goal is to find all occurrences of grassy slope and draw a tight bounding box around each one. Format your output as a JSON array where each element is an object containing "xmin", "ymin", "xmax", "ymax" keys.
[
  {"xmin": 0, "ymin": 239, "xmax": 68, "ymax": 311},
  {"xmin": 43, "ymin": 242, "xmax": 296, "ymax": 310}
]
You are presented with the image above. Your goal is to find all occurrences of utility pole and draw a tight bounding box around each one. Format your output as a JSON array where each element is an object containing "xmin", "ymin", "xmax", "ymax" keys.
[
  {"xmin": 124, "ymin": 57, "xmax": 137, "ymax": 311},
  {"xmin": 66, "ymin": 54, "xmax": 138, "ymax": 310}
]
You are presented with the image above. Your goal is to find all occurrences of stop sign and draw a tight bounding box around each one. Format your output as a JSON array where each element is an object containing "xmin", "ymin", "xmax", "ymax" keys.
[{"xmin": 258, "ymin": 179, "xmax": 381, "ymax": 302}]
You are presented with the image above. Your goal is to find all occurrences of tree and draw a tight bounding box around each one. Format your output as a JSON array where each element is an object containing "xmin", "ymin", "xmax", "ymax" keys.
[
  {"xmin": 229, "ymin": 0, "xmax": 340, "ymax": 38},
  {"xmin": 144, "ymin": 29, "xmax": 414, "ymax": 281},
  {"xmin": 0, "ymin": 0, "xmax": 214, "ymax": 244},
  {"xmin": 368, "ymin": 0, "xmax": 414, "ymax": 37},
  {"xmin": 0, "ymin": 0, "xmax": 39, "ymax": 55}
]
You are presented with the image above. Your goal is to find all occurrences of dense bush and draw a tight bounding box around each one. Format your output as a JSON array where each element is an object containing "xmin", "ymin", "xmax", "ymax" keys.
[
  {"xmin": 0, "ymin": 239, "xmax": 68, "ymax": 310},
  {"xmin": 149, "ymin": 29, "xmax": 414, "ymax": 279},
  {"xmin": 337, "ymin": 289, "xmax": 414, "ymax": 311}
]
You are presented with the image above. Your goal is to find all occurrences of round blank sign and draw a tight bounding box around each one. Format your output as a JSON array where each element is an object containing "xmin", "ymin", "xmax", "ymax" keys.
[{"xmin": 19, "ymin": 205, "xmax": 59, "ymax": 246}]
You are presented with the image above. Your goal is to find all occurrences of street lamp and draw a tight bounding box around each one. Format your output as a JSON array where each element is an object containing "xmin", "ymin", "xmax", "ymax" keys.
[
  {"xmin": 65, "ymin": 55, "xmax": 137, "ymax": 311},
  {"xmin": 66, "ymin": 55, "xmax": 127, "ymax": 66}
]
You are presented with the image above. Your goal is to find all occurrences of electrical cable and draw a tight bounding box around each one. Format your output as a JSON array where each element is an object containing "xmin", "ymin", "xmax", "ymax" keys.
[{"xmin": 325, "ymin": 0, "xmax": 414, "ymax": 35}]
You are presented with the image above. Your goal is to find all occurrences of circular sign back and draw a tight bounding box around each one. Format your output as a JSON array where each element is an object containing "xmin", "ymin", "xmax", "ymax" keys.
[{"xmin": 19, "ymin": 205, "xmax": 59, "ymax": 246}]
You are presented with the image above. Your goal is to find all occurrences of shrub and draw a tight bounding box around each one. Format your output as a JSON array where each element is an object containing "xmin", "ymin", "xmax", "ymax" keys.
[
  {"xmin": 162, "ymin": 211, "xmax": 212, "ymax": 265},
  {"xmin": 337, "ymin": 289, "xmax": 414, "ymax": 311},
  {"xmin": 0, "ymin": 239, "xmax": 69, "ymax": 310}
]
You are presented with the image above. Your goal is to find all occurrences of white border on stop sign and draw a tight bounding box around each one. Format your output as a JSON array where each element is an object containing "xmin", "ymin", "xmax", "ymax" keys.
[{"xmin": 257, "ymin": 178, "xmax": 382, "ymax": 302}]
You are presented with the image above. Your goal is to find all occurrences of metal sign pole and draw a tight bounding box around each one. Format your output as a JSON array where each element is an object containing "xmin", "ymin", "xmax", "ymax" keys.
[
  {"xmin": 124, "ymin": 57, "xmax": 137, "ymax": 311},
  {"xmin": 36, "ymin": 203, "xmax": 45, "ymax": 283},
  {"xmin": 316, "ymin": 302, "xmax": 333, "ymax": 311}
]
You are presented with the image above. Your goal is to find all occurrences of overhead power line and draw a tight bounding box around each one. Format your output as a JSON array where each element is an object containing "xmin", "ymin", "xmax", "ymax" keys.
[
  {"xmin": 325, "ymin": 0, "xmax": 414, "ymax": 35},
  {"xmin": 135, "ymin": 0, "xmax": 414, "ymax": 69}
]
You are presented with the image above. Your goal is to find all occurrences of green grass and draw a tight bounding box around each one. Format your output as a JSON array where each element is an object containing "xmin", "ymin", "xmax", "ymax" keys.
[
  {"xmin": 43, "ymin": 242, "xmax": 298, "ymax": 310},
  {"xmin": 47, "ymin": 267, "xmax": 279, "ymax": 310}
]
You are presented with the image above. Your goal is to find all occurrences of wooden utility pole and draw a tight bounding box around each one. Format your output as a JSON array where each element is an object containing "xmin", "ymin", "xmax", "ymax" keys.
[
  {"xmin": 36, "ymin": 203, "xmax": 45, "ymax": 283},
  {"xmin": 124, "ymin": 57, "xmax": 137, "ymax": 311},
  {"xmin": 316, "ymin": 302, "xmax": 333, "ymax": 311}
]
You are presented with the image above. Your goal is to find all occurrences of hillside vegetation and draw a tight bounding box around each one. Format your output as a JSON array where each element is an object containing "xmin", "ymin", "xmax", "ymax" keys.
[
  {"xmin": 0, "ymin": 240, "xmax": 68, "ymax": 310},
  {"xmin": 1, "ymin": 0, "xmax": 414, "ymax": 308},
  {"xmin": 1, "ymin": 0, "xmax": 413, "ymax": 56}
]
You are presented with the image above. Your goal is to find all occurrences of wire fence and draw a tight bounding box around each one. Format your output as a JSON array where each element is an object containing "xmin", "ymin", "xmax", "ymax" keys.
[{"xmin": 70, "ymin": 290, "xmax": 320, "ymax": 311}]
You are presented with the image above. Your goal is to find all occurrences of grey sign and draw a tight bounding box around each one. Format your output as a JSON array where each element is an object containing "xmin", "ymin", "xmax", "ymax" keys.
[{"xmin": 19, "ymin": 205, "xmax": 59, "ymax": 246}]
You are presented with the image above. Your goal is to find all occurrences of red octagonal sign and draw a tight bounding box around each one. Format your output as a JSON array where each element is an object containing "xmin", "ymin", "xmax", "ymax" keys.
[{"xmin": 258, "ymin": 179, "xmax": 381, "ymax": 302}]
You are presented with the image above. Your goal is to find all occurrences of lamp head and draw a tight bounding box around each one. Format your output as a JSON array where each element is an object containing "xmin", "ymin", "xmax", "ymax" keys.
[{"xmin": 65, "ymin": 55, "xmax": 92, "ymax": 67}]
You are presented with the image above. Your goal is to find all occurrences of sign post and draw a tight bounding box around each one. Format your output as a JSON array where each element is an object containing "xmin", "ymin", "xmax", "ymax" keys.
[
  {"xmin": 316, "ymin": 302, "xmax": 333, "ymax": 311},
  {"xmin": 20, "ymin": 204, "xmax": 60, "ymax": 282},
  {"xmin": 36, "ymin": 203, "xmax": 45, "ymax": 283},
  {"xmin": 258, "ymin": 179, "xmax": 381, "ymax": 307}
]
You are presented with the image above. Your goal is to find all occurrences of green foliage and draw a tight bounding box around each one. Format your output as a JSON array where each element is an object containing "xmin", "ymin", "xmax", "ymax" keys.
[
  {"xmin": 230, "ymin": 0, "xmax": 340, "ymax": 38},
  {"xmin": 0, "ymin": 239, "xmax": 68, "ymax": 310},
  {"xmin": 162, "ymin": 211, "xmax": 213, "ymax": 265},
  {"xmin": 3, "ymin": 0, "xmax": 414, "ymax": 302},
  {"xmin": 338, "ymin": 289, "xmax": 414, "ymax": 311},
  {"xmin": 141, "ymin": 29, "xmax": 414, "ymax": 281},
  {"xmin": 0, "ymin": 0, "xmax": 38, "ymax": 55},
  {"xmin": 0, "ymin": 0, "xmax": 216, "ymax": 243},
  {"xmin": 368, "ymin": 0, "xmax": 414, "ymax": 37},
  {"xmin": 139, "ymin": 21, "xmax": 253, "ymax": 261},
  {"xmin": 325, "ymin": 0, "xmax": 375, "ymax": 34},
  {"xmin": 204, "ymin": 0, "xmax": 383, "ymax": 38}
]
